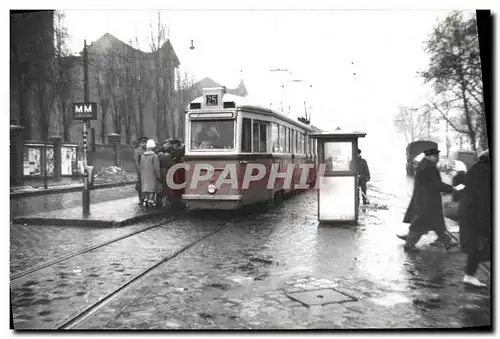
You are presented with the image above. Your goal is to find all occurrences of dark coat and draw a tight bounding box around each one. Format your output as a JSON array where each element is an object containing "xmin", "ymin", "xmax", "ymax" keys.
[
  {"xmin": 458, "ymin": 155, "xmax": 491, "ymax": 258},
  {"xmin": 158, "ymin": 152, "xmax": 173, "ymax": 196},
  {"xmin": 133, "ymin": 147, "xmax": 146, "ymax": 174},
  {"xmin": 403, "ymin": 157, "xmax": 454, "ymax": 233},
  {"xmin": 358, "ymin": 156, "xmax": 370, "ymax": 181}
]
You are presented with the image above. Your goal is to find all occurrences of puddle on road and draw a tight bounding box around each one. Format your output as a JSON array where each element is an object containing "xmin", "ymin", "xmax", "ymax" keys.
[
  {"xmin": 227, "ymin": 275, "xmax": 254, "ymax": 284},
  {"xmin": 370, "ymin": 293, "xmax": 412, "ymax": 307}
]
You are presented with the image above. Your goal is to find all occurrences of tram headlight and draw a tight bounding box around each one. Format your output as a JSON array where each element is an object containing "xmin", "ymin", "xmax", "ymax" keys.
[{"xmin": 207, "ymin": 184, "xmax": 217, "ymax": 194}]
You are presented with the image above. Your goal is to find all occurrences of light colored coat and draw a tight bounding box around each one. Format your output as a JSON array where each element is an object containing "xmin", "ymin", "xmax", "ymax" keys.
[{"xmin": 140, "ymin": 151, "xmax": 161, "ymax": 193}]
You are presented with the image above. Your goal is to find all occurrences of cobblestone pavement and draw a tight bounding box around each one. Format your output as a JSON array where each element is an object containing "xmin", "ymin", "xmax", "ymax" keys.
[
  {"xmin": 10, "ymin": 214, "xmax": 230, "ymax": 329},
  {"xmin": 72, "ymin": 172, "xmax": 489, "ymax": 330},
  {"xmin": 11, "ymin": 171, "xmax": 491, "ymax": 329},
  {"xmin": 10, "ymin": 217, "xmax": 170, "ymax": 277},
  {"xmin": 10, "ymin": 185, "xmax": 136, "ymax": 220}
]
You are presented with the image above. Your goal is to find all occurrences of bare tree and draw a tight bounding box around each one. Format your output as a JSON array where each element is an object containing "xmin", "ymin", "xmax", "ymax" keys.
[
  {"xmin": 29, "ymin": 14, "xmax": 59, "ymax": 188},
  {"xmin": 133, "ymin": 37, "xmax": 152, "ymax": 138},
  {"xmin": 175, "ymin": 70, "xmax": 195, "ymax": 140},
  {"xmin": 118, "ymin": 58, "xmax": 136, "ymax": 144},
  {"xmin": 94, "ymin": 58, "xmax": 111, "ymax": 144},
  {"xmin": 393, "ymin": 105, "xmax": 439, "ymax": 145},
  {"xmin": 421, "ymin": 11, "xmax": 486, "ymax": 151},
  {"xmin": 149, "ymin": 11, "xmax": 176, "ymax": 141},
  {"xmin": 52, "ymin": 11, "xmax": 75, "ymax": 142}
]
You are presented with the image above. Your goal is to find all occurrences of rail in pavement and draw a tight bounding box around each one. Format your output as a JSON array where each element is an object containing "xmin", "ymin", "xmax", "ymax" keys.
[
  {"xmin": 10, "ymin": 181, "xmax": 137, "ymax": 199},
  {"xmin": 13, "ymin": 197, "xmax": 164, "ymax": 227}
]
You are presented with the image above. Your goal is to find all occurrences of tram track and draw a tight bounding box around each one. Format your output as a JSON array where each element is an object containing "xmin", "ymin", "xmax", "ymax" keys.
[
  {"xmin": 10, "ymin": 216, "xmax": 176, "ymax": 282},
  {"xmin": 56, "ymin": 216, "xmax": 240, "ymax": 330}
]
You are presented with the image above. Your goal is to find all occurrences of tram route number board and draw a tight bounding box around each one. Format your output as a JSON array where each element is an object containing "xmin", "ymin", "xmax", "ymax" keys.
[{"xmin": 206, "ymin": 94, "xmax": 218, "ymax": 106}]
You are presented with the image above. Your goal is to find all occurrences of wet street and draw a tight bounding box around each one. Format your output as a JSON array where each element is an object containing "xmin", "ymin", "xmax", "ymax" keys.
[{"xmin": 10, "ymin": 171, "xmax": 491, "ymax": 329}]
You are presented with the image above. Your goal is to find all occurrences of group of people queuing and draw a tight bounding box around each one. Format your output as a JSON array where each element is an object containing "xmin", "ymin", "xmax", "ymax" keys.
[
  {"xmin": 397, "ymin": 147, "xmax": 491, "ymax": 288},
  {"xmin": 133, "ymin": 137, "xmax": 186, "ymax": 208}
]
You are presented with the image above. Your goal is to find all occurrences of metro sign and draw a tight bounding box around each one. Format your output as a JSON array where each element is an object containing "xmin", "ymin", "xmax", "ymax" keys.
[{"xmin": 73, "ymin": 103, "xmax": 98, "ymax": 120}]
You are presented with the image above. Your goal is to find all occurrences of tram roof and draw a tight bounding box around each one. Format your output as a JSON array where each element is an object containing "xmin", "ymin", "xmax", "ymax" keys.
[{"xmin": 189, "ymin": 93, "xmax": 317, "ymax": 132}]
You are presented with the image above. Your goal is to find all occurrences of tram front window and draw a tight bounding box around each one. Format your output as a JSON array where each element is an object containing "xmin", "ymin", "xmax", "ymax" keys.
[{"xmin": 190, "ymin": 120, "xmax": 235, "ymax": 150}]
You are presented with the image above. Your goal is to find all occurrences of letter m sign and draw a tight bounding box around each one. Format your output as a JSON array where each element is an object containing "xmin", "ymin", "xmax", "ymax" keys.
[{"xmin": 73, "ymin": 103, "xmax": 98, "ymax": 120}]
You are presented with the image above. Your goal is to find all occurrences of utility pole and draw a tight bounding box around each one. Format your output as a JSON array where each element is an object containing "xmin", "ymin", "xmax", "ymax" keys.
[{"xmin": 82, "ymin": 40, "xmax": 90, "ymax": 216}]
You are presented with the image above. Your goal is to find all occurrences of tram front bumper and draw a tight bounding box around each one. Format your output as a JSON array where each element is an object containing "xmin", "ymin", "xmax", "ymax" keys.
[{"xmin": 181, "ymin": 194, "xmax": 243, "ymax": 210}]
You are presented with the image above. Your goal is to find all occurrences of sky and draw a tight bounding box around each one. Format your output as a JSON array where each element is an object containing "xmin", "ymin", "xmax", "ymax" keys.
[{"xmin": 61, "ymin": 8, "xmax": 468, "ymax": 171}]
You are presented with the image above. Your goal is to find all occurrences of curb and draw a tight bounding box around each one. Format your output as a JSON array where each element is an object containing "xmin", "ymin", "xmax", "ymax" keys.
[
  {"xmin": 13, "ymin": 209, "xmax": 165, "ymax": 228},
  {"xmin": 10, "ymin": 181, "xmax": 137, "ymax": 199}
]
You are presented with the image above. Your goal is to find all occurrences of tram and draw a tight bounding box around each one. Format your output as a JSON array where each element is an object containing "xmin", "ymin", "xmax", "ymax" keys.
[{"xmin": 181, "ymin": 87, "xmax": 321, "ymax": 210}]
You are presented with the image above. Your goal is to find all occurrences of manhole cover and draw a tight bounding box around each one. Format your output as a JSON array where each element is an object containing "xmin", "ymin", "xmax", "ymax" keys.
[{"xmin": 287, "ymin": 289, "xmax": 355, "ymax": 306}]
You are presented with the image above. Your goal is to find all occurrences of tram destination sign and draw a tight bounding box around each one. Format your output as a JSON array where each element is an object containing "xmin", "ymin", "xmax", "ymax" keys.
[
  {"xmin": 206, "ymin": 94, "xmax": 218, "ymax": 106},
  {"xmin": 73, "ymin": 103, "xmax": 98, "ymax": 120}
]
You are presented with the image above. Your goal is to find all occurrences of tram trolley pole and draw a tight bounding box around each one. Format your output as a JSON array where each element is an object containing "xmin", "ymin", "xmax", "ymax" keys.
[{"xmin": 73, "ymin": 39, "xmax": 98, "ymax": 216}]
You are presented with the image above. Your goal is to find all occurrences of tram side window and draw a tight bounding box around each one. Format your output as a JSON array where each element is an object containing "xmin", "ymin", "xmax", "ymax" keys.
[
  {"xmin": 297, "ymin": 132, "xmax": 302, "ymax": 154},
  {"xmin": 271, "ymin": 123, "xmax": 279, "ymax": 152},
  {"xmin": 259, "ymin": 123, "xmax": 268, "ymax": 153},
  {"xmin": 241, "ymin": 118, "xmax": 252, "ymax": 152},
  {"xmin": 252, "ymin": 121, "xmax": 268, "ymax": 153},
  {"xmin": 279, "ymin": 125, "xmax": 285, "ymax": 153},
  {"xmin": 298, "ymin": 133, "xmax": 303, "ymax": 154},
  {"xmin": 253, "ymin": 121, "xmax": 260, "ymax": 152},
  {"xmin": 285, "ymin": 127, "xmax": 289, "ymax": 153}
]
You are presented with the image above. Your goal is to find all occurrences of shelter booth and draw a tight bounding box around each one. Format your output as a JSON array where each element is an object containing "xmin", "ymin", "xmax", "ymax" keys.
[{"xmin": 310, "ymin": 131, "xmax": 367, "ymax": 224}]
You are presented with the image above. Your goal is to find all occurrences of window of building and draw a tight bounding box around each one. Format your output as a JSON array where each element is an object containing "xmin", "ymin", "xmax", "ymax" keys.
[{"xmin": 241, "ymin": 118, "xmax": 252, "ymax": 152}]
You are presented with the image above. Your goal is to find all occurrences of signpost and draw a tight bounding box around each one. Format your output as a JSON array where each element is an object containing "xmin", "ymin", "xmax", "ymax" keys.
[{"xmin": 77, "ymin": 39, "xmax": 97, "ymax": 216}]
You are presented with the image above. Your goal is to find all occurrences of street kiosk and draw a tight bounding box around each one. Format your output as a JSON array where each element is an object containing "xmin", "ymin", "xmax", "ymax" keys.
[{"xmin": 310, "ymin": 131, "xmax": 366, "ymax": 224}]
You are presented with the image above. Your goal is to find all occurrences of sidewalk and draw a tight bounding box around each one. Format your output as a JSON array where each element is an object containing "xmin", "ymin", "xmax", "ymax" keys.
[{"xmin": 12, "ymin": 197, "xmax": 165, "ymax": 227}]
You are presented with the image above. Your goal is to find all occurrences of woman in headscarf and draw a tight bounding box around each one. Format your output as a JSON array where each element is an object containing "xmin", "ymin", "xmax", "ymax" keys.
[
  {"xmin": 140, "ymin": 139, "xmax": 162, "ymax": 207},
  {"xmin": 459, "ymin": 149, "xmax": 491, "ymax": 287}
]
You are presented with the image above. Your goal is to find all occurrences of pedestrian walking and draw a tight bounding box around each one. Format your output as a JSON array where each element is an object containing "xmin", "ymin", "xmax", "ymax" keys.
[
  {"xmin": 357, "ymin": 149, "xmax": 371, "ymax": 205},
  {"xmin": 459, "ymin": 149, "xmax": 491, "ymax": 287},
  {"xmin": 139, "ymin": 139, "xmax": 162, "ymax": 208},
  {"xmin": 158, "ymin": 140, "xmax": 174, "ymax": 207},
  {"xmin": 398, "ymin": 148, "xmax": 462, "ymax": 251},
  {"xmin": 170, "ymin": 139, "xmax": 185, "ymax": 207},
  {"xmin": 133, "ymin": 136, "xmax": 148, "ymax": 205}
]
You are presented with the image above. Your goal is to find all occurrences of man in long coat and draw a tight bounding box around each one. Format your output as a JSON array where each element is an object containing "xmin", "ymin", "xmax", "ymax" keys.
[
  {"xmin": 400, "ymin": 148, "xmax": 459, "ymax": 251},
  {"xmin": 140, "ymin": 140, "xmax": 162, "ymax": 207},
  {"xmin": 459, "ymin": 149, "xmax": 491, "ymax": 287},
  {"xmin": 357, "ymin": 149, "xmax": 371, "ymax": 205},
  {"xmin": 133, "ymin": 136, "xmax": 148, "ymax": 205}
]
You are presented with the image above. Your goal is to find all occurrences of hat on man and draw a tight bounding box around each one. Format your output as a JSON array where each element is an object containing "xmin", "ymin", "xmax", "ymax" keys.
[
  {"xmin": 138, "ymin": 136, "xmax": 148, "ymax": 142},
  {"xmin": 423, "ymin": 148, "xmax": 440, "ymax": 156}
]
